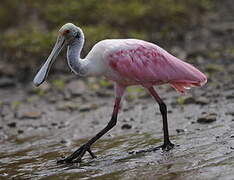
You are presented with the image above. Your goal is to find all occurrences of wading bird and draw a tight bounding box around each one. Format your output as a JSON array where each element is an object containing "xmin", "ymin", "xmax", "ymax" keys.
[{"xmin": 33, "ymin": 23, "xmax": 207, "ymax": 164}]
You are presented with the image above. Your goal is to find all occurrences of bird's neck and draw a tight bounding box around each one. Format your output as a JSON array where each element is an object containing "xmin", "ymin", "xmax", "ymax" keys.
[{"xmin": 67, "ymin": 37, "xmax": 88, "ymax": 76}]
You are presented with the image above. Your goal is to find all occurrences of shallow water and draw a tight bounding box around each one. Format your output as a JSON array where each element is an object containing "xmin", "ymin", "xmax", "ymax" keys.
[
  {"xmin": 1, "ymin": 130, "xmax": 234, "ymax": 180},
  {"xmin": 1, "ymin": 73, "xmax": 234, "ymax": 179}
]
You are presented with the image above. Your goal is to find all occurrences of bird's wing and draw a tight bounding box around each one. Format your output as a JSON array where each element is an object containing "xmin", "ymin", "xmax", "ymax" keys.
[{"xmin": 107, "ymin": 40, "xmax": 207, "ymax": 93}]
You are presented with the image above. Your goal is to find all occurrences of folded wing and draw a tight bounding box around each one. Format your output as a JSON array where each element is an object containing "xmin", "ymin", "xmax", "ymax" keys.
[{"xmin": 107, "ymin": 40, "xmax": 207, "ymax": 93}]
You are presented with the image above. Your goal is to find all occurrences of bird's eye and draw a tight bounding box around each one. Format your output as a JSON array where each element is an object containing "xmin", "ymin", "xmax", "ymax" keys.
[{"xmin": 64, "ymin": 29, "xmax": 70, "ymax": 34}]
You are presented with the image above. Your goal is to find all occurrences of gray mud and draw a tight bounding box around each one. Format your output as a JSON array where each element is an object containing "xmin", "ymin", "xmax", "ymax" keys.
[{"xmin": 0, "ymin": 62, "xmax": 234, "ymax": 179}]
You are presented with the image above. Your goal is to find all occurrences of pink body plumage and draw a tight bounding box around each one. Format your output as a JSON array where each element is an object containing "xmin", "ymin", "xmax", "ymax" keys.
[{"xmin": 104, "ymin": 39, "xmax": 207, "ymax": 93}]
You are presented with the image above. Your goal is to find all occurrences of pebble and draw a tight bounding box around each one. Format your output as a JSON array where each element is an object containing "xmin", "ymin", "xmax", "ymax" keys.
[
  {"xmin": 60, "ymin": 139, "xmax": 67, "ymax": 144},
  {"xmin": 197, "ymin": 113, "xmax": 217, "ymax": 124},
  {"xmin": 56, "ymin": 102, "xmax": 78, "ymax": 111},
  {"xmin": 0, "ymin": 77, "xmax": 15, "ymax": 88},
  {"xmin": 121, "ymin": 123, "xmax": 132, "ymax": 130},
  {"xmin": 226, "ymin": 93, "xmax": 234, "ymax": 99},
  {"xmin": 37, "ymin": 82, "xmax": 51, "ymax": 92},
  {"xmin": 47, "ymin": 94, "xmax": 58, "ymax": 103},
  {"xmin": 195, "ymin": 97, "xmax": 210, "ymax": 105},
  {"xmin": 51, "ymin": 122, "xmax": 58, "ymax": 126},
  {"xmin": 96, "ymin": 90, "xmax": 112, "ymax": 97},
  {"xmin": 63, "ymin": 90, "xmax": 71, "ymax": 100},
  {"xmin": 225, "ymin": 112, "xmax": 234, "ymax": 116},
  {"xmin": 168, "ymin": 110, "xmax": 173, "ymax": 113},
  {"xmin": 139, "ymin": 92, "xmax": 150, "ymax": 99},
  {"xmin": 17, "ymin": 130, "xmax": 24, "ymax": 134},
  {"xmin": 79, "ymin": 104, "xmax": 98, "ymax": 112},
  {"xmin": 67, "ymin": 80, "xmax": 87, "ymax": 97},
  {"xmin": 7, "ymin": 122, "xmax": 16, "ymax": 128},
  {"xmin": 176, "ymin": 129, "xmax": 185, "ymax": 133},
  {"xmin": 92, "ymin": 120, "xmax": 99, "ymax": 125},
  {"xmin": 183, "ymin": 96, "xmax": 195, "ymax": 104},
  {"xmin": 18, "ymin": 111, "xmax": 41, "ymax": 119}
]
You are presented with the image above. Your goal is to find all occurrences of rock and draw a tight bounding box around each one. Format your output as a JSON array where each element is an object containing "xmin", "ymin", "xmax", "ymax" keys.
[
  {"xmin": 0, "ymin": 77, "xmax": 15, "ymax": 88},
  {"xmin": 35, "ymin": 82, "xmax": 51, "ymax": 92},
  {"xmin": 1, "ymin": 105, "xmax": 11, "ymax": 117},
  {"xmin": 196, "ymin": 97, "xmax": 210, "ymax": 105},
  {"xmin": 226, "ymin": 93, "xmax": 234, "ymax": 99},
  {"xmin": 168, "ymin": 110, "xmax": 173, "ymax": 114},
  {"xmin": 96, "ymin": 90, "xmax": 112, "ymax": 97},
  {"xmin": 0, "ymin": 63, "xmax": 16, "ymax": 76},
  {"xmin": 17, "ymin": 130, "xmax": 24, "ymax": 134},
  {"xmin": 7, "ymin": 122, "xmax": 16, "ymax": 128},
  {"xmin": 47, "ymin": 94, "xmax": 57, "ymax": 103},
  {"xmin": 79, "ymin": 104, "xmax": 98, "ymax": 112},
  {"xmin": 183, "ymin": 96, "xmax": 195, "ymax": 104},
  {"xmin": 63, "ymin": 90, "xmax": 71, "ymax": 100},
  {"xmin": 121, "ymin": 123, "xmax": 132, "ymax": 130},
  {"xmin": 60, "ymin": 139, "xmax": 67, "ymax": 144},
  {"xmin": 67, "ymin": 80, "xmax": 87, "ymax": 97},
  {"xmin": 58, "ymin": 125, "xmax": 66, "ymax": 129},
  {"xmin": 205, "ymin": 64, "xmax": 224, "ymax": 73},
  {"xmin": 56, "ymin": 102, "xmax": 78, "ymax": 111},
  {"xmin": 18, "ymin": 111, "xmax": 41, "ymax": 119},
  {"xmin": 92, "ymin": 120, "xmax": 99, "ymax": 125},
  {"xmin": 225, "ymin": 112, "xmax": 234, "ymax": 116},
  {"xmin": 176, "ymin": 129, "xmax": 185, "ymax": 133},
  {"xmin": 51, "ymin": 122, "xmax": 58, "ymax": 126},
  {"xmin": 139, "ymin": 91, "xmax": 151, "ymax": 99},
  {"xmin": 197, "ymin": 113, "xmax": 217, "ymax": 124}
]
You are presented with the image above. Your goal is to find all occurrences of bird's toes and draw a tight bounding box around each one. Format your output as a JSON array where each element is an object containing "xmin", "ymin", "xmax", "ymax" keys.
[
  {"xmin": 57, "ymin": 158, "xmax": 69, "ymax": 164},
  {"xmin": 161, "ymin": 142, "xmax": 175, "ymax": 151}
]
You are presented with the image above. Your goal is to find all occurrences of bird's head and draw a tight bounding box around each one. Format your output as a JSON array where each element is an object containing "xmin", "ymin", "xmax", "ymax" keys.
[
  {"xmin": 33, "ymin": 23, "xmax": 83, "ymax": 87},
  {"xmin": 59, "ymin": 23, "xmax": 84, "ymax": 44}
]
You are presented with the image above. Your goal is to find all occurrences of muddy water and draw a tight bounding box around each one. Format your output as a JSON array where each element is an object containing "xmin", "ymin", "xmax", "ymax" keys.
[
  {"xmin": 1, "ymin": 127, "xmax": 234, "ymax": 179},
  {"xmin": 1, "ymin": 75, "xmax": 234, "ymax": 179}
]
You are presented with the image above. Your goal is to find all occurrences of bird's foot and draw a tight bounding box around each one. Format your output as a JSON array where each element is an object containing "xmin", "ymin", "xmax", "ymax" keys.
[
  {"xmin": 129, "ymin": 141, "xmax": 175, "ymax": 154},
  {"xmin": 159, "ymin": 141, "xmax": 175, "ymax": 151},
  {"xmin": 57, "ymin": 144, "xmax": 96, "ymax": 164}
]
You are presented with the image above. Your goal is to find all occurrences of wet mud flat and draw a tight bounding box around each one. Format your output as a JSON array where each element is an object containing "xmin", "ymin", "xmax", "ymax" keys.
[{"xmin": 0, "ymin": 62, "xmax": 234, "ymax": 180}]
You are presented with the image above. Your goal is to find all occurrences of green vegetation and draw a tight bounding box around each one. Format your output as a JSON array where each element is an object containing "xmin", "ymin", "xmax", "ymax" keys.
[
  {"xmin": 52, "ymin": 79, "xmax": 65, "ymax": 89},
  {"xmin": 177, "ymin": 96, "xmax": 185, "ymax": 105},
  {"xmin": 0, "ymin": 0, "xmax": 212, "ymax": 72},
  {"xmin": 11, "ymin": 101, "xmax": 21, "ymax": 110}
]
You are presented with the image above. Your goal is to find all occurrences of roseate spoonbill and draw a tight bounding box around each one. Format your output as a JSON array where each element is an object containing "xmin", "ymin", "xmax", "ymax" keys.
[{"xmin": 33, "ymin": 23, "xmax": 207, "ymax": 164}]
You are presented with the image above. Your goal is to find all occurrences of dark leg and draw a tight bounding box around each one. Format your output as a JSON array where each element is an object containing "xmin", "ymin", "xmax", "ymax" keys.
[
  {"xmin": 148, "ymin": 87, "xmax": 174, "ymax": 151},
  {"xmin": 57, "ymin": 97, "xmax": 121, "ymax": 164}
]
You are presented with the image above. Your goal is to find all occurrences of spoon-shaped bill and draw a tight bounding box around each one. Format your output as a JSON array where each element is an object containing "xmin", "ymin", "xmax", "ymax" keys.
[{"xmin": 33, "ymin": 35, "xmax": 65, "ymax": 87}]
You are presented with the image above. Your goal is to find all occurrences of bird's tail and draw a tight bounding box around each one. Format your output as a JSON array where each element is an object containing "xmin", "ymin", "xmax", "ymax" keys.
[
  {"xmin": 170, "ymin": 81, "xmax": 205, "ymax": 93},
  {"xmin": 168, "ymin": 60, "xmax": 207, "ymax": 93}
]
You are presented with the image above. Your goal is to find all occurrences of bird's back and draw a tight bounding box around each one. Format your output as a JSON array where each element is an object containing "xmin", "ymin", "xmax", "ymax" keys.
[{"xmin": 88, "ymin": 39, "xmax": 207, "ymax": 92}]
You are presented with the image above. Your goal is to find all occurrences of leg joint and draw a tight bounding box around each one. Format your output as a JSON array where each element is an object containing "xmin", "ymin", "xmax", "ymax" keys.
[
  {"xmin": 107, "ymin": 115, "xmax": 117, "ymax": 128},
  {"xmin": 159, "ymin": 102, "xmax": 167, "ymax": 113}
]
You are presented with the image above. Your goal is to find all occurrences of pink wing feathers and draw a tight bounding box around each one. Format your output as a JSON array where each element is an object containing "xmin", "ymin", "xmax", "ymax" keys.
[{"xmin": 107, "ymin": 40, "xmax": 207, "ymax": 93}]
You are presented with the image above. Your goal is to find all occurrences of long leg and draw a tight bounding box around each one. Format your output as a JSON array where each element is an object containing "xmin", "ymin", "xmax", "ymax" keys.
[
  {"xmin": 57, "ymin": 85, "xmax": 124, "ymax": 164},
  {"xmin": 147, "ymin": 86, "xmax": 174, "ymax": 151}
]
